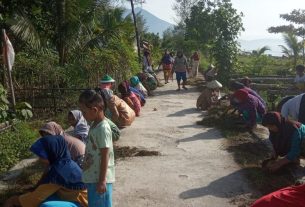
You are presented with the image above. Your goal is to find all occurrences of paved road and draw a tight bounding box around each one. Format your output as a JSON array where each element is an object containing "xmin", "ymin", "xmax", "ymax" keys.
[{"xmin": 113, "ymin": 77, "xmax": 253, "ymax": 207}]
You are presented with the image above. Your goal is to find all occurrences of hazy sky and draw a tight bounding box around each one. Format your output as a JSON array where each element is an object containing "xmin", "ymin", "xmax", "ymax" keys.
[{"xmin": 123, "ymin": 0, "xmax": 305, "ymax": 40}]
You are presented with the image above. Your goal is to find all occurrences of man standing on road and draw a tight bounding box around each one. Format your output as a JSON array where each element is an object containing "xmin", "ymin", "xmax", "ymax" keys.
[{"xmin": 173, "ymin": 51, "xmax": 188, "ymax": 91}]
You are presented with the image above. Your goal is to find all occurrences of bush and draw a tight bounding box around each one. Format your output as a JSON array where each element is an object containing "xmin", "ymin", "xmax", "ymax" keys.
[{"xmin": 0, "ymin": 122, "xmax": 38, "ymax": 174}]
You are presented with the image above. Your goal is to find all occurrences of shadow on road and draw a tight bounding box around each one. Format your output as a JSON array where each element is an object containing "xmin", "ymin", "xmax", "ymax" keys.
[
  {"xmin": 167, "ymin": 108, "xmax": 199, "ymax": 117},
  {"xmin": 179, "ymin": 168, "xmax": 256, "ymax": 199},
  {"xmin": 154, "ymin": 87, "xmax": 198, "ymax": 97},
  {"xmin": 177, "ymin": 128, "xmax": 223, "ymax": 143}
]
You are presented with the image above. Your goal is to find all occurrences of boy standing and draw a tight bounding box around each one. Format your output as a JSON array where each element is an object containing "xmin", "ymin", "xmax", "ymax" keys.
[{"xmin": 79, "ymin": 90, "xmax": 114, "ymax": 207}]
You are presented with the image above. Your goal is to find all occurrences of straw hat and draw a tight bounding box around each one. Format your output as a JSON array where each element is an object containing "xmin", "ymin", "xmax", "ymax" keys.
[{"xmin": 206, "ymin": 80, "xmax": 222, "ymax": 89}]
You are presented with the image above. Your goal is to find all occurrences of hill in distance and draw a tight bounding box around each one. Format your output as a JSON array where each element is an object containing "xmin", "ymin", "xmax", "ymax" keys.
[{"xmin": 124, "ymin": 8, "xmax": 174, "ymax": 37}]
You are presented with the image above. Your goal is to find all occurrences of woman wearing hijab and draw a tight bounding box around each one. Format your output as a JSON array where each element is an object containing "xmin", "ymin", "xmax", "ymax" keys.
[
  {"xmin": 232, "ymin": 89, "xmax": 266, "ymax": 129},
  {"xmin": 39, "ymin": 122, "xmax": 85, "ymax": 168},
  {"xmin": 261, "ymin": 112, "xmax": 305, "ymax": 172},
  {"xmin": 67, "ymin": 110, "xmax": 89, "ymax": 142},
  {"xmin": 118, "ymin": 81, "xmax": 141, "ymax": 117},
  {"xmin": 102, "ymin": 88, "xmax": 135, "ymax": 128},
  {"xmin": 230, "ymin": 80, "xmax": 266, "ymax": 107},
  {"xmin": 196, "ymin": 80, "xmax": 222, "ymax": 110},
  {"xmin": 4, "ymin": 136, "xmax": 87, "ymax": 207},
  {"xmin": 130, "ymin": 76, "xmax": 148, "ymax": 98}
]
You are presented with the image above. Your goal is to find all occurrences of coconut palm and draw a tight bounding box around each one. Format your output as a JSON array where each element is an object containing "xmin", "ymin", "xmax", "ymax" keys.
[{"xmin": 278, "ymin": 32, "xmax": 303, "ymax": 68}]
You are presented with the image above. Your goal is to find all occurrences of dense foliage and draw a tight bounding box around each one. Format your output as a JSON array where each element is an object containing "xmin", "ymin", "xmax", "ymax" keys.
[{"xmin": 0, "ymin": 122, "xmax": 38, "ymax": 174}]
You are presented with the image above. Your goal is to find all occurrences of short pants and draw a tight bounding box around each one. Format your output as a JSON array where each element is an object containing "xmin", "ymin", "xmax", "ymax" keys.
[{"xmin": 176, "ymin": 72, "xmax": 187, "ymax": 82}]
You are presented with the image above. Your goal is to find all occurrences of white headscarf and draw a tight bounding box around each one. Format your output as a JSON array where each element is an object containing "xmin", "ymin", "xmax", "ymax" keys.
[{"xmin": 70, "ymin": 110, "xmax": 89, "ymax": 142}]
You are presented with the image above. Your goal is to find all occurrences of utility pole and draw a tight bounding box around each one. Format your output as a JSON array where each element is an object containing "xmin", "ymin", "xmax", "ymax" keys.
[{"xmin": 130, "ymin": 0, "xmax": 142, "ymax": 63}]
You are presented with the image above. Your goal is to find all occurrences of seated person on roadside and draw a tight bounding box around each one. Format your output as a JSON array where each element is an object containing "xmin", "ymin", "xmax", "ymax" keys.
[
  {"xmin": 294, "ymin": 64, "xmax": 305, "ymax": 90},
  {"xmin": 251, "ymin": 183, "xmax": 305, "ymax": 207},
  {"xmin": 240, "ymin": 76, "xmax": 251, "ymax": 88},
  {"xmin": 4, "ymin": 136, "xmax": 87, "ymax": 207},
  {"xmin": 67, "ymin": 110, "xmax": 89, "ymax": 142},
  {"xmin": 130, "ymin": 75, "xmax": 148, "ymax": 98},
  {"xmin": 196, "ymin": 80, "xmax": 222, "ymax": 110},
  {"xmin": 230, "ymin": 80, "xmax": 266, "ymax": 107},
  {"xmin": 261, "ymin": 112, "xmax": 305, "ymax": 173},
  {"xmin": 118, "ymin": 81, "xmax": 141, "ymax": 117},
  {"xmin": 101, "ymin": 88, "xmax": 135, "ymax": 128},
  {"xmin": 99, "ymin": 74, "xmax": 115, "ymax": 90},
  {"xmin": 232, "ymin": 89, "xmax": 266, "ymax": 129},
  {"xmin": 204, "ymin": 64, "xmax": 217, "ymax": 82},
  {"xmin": 280, "ymin": 93, "xmax": 305, "ymax": 124},
  {"xmin": 137, "ymin": 72, "xmax": 158, "ymax": 93},
  {"xmin": 39, "ymin": 122, "xmax": 85, "ymax": 168}
]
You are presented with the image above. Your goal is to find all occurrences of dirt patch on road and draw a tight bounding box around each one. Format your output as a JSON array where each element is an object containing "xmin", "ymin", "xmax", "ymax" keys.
[{"xmin": 114, "ymin": 145, "xmax": 160, "ymax": 160}]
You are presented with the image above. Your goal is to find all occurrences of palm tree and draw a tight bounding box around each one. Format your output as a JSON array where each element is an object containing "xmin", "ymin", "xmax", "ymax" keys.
[
  {"xmin": 278, "ymin": 32, "xmax": 302, "ymax": 68},
  {"xmin": 252, "ymin": 46, "xmax": 270, "ymax": 57}
]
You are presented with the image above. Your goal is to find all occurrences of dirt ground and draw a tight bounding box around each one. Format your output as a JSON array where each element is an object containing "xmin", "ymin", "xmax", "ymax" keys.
[{"xmin": 113, "ymin": 76, "xmax": 255, "ymax": 207}]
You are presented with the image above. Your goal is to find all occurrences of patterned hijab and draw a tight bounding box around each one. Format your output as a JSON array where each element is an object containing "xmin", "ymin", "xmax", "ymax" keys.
[{"xmin": 262, "ymin": 112, "xmax": 302, "ymax": 157}]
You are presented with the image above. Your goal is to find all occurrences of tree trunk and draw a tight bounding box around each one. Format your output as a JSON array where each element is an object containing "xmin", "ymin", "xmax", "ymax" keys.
[
  {"xmin": 130, "ymin": 0, "xmax": 141, "ymax": 63},
  {"xmin": 56, "ymin": 0, "xmax": 66, "ymax": 66}
]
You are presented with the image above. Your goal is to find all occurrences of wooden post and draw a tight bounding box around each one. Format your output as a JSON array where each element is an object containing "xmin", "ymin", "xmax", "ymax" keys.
[{"xmin": 2, "ymin": 29, "xmax": 16, "ymax": 110}]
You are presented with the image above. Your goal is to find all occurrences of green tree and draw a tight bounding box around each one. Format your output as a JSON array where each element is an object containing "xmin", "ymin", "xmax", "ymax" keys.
[
  {"xmin": 184, "ymin": 0, "xmax": 244, "ymax": 84},
  {"xmin": 278, "ymin": 32, "xmax": 303, "ymax": 69},
  {"xmin": 268, "ymin": 9, "xmax": 305, "ymax": 63}
]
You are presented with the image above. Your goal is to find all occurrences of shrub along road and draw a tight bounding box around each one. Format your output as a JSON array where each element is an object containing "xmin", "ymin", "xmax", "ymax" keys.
[{"xmin": 113, "ymin": 77, "xmax": 255, "ymax": 207}]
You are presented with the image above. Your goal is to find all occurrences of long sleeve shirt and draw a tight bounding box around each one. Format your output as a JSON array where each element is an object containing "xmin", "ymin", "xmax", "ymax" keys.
[
  {"xmin": 286, "ymin": 124, "xmax": 305, "ymax": 161},
  {"xmin": 281, "ymin": 93, "xmax": 305, "ymax": 120},
  {"xmin": 237, "ymin": 94, "xmax": 266, "ymax": 127}
]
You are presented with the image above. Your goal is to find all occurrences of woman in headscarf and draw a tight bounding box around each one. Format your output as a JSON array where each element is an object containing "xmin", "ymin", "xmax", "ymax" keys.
[
  {"xmin": 118, "ymin": 81, "xmax": 141, "ymax": 117},
  {"xmin": 67, "ymin": 110, "xmax": 89, "ymax": 142},
  {"xmin": 232, "ymin": 89, "xmax": 266, "ymax": 129},
  {"xmin": 261, "ymin": 112, "xmax": 305, "ymax": 172},
  {"xmin": 230, "ymin": 80, "xmax": 266, "ymax": 107},
  {"xmin": 196, "ymin": 80, "xmax": 222, "ymax": 110},
  {"xmin": 130, "ymin": 75, "xmax": 148, "ymax": 98},
  {"xmin": 4, "ymin": 136, "xmax": 87, "ymax": 207},
  {"xmin": 137, "ymin": 72, "xmax": 158, "ymax": 93},
  {"xmin": 39, "ymin": 122, "xmax": 85, "ymax": 168},
  {"xmin": 102, "ymin": 88, "xmax": 136, "ymax": 128}
]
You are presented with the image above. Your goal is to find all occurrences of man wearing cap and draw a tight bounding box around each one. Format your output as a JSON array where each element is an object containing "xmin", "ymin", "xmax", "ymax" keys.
[
  {"xmin": 196, "ymin": 80, "xmax": 222, "ymax": 110},
  {"xmin": 99, "ymin": 75, "xmax": 115, "ymax": 90}
]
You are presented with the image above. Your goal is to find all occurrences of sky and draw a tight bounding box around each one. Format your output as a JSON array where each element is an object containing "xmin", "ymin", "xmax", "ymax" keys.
[{"xmin": 121, "ymin": 0, "xmax": 305, "ymax": 40}]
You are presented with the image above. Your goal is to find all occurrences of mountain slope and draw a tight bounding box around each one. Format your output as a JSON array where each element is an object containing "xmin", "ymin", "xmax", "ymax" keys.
[{"xmin": 124, "ymin": 8, "xmax": 174, "ymax": 36}]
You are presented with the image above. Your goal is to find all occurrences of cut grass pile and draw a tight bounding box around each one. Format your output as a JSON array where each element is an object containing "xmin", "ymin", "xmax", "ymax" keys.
[{"xmin": 198, "ymin": 105, "xmax": 296, "ymax": 205}]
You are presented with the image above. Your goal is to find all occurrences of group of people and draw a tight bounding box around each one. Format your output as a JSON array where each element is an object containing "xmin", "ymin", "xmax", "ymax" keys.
[
  {"xmin": 196, "ymin": 64, "xmax": 305, "ymax": 206},
  {"xmin": 159, "ymin": 50, "xmax": 201, "ymax": 91},
  {"xmin": 4, "ymin": 72, "xmax": 158, "ymax": 207}
]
